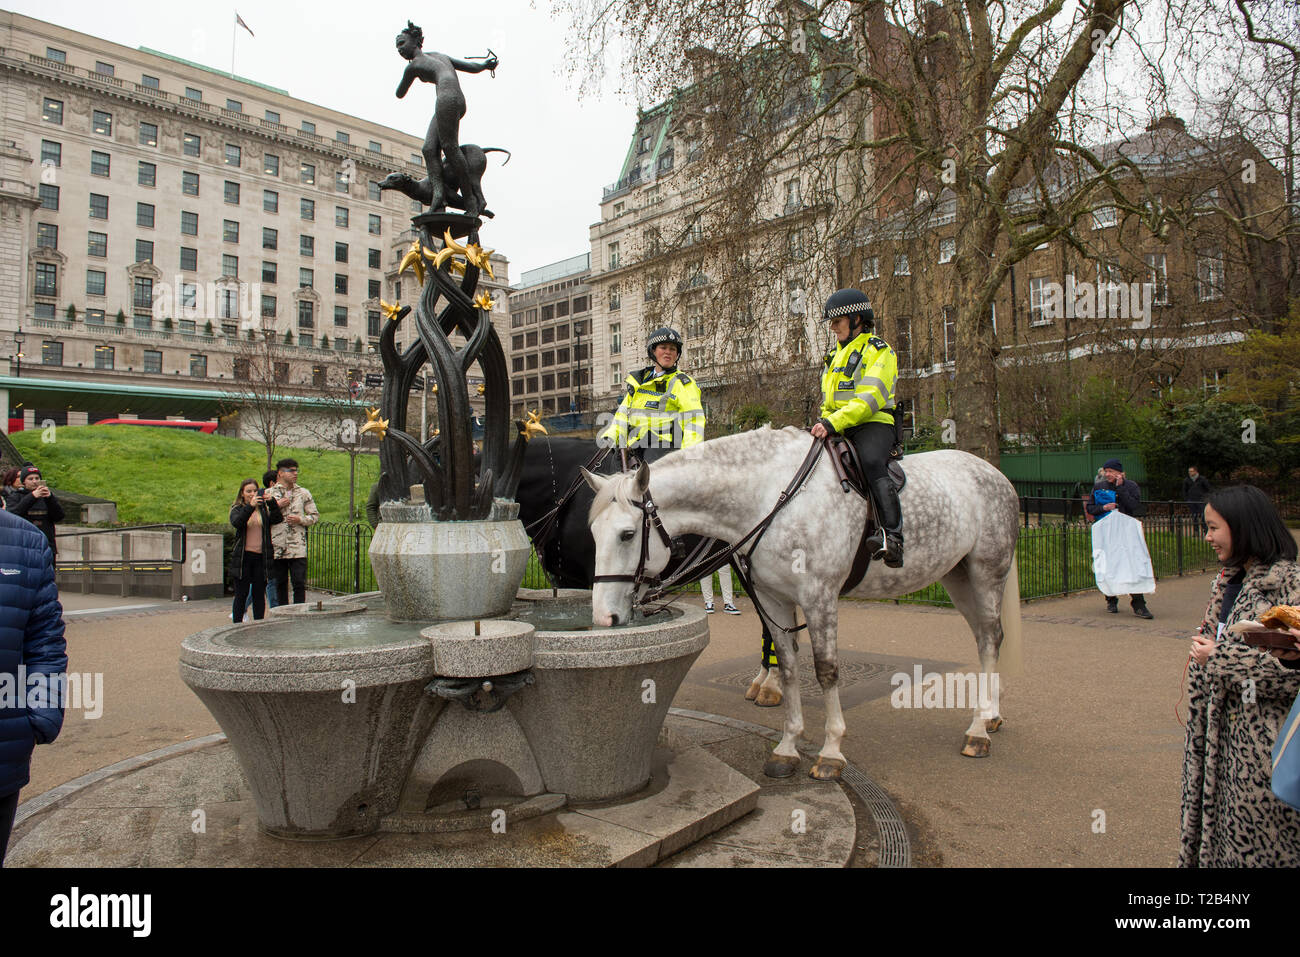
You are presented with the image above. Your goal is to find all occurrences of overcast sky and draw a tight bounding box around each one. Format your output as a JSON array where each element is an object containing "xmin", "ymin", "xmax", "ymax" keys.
[{"xmin": 10, "ymin": 0, "xmax": 637, "ymax": 281}]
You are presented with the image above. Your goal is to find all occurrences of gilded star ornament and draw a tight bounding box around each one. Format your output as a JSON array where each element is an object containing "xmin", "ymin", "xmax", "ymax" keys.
[
  {"xmin": 380, "ymin": 300, "xmax": 402, "ymax": 321},
  {"xmin": 473, "ymin": 292, "xmax": 495, "ymax": 311},
  {"xmin": 398, "ymin": 241, "xmax": 425, "ymax": 284},
  {"xmin": 520, "ymin": 409, "xmax": 548, "ymax": 442},
  {"xmin": 359, "ymin": 407, "xmax": 389, "ymax": 440}
]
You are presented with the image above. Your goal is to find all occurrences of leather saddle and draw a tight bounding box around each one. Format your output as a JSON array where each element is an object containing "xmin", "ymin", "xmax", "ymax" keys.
[{"xmin": 825, "ymin": 436, "xmax": 906, "ymax": 594}]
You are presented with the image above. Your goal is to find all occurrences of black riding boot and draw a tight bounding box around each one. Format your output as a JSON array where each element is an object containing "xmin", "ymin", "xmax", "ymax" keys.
[{"xmin": 865, "ymin": 476, "xmax": 904, "ymax": 568}]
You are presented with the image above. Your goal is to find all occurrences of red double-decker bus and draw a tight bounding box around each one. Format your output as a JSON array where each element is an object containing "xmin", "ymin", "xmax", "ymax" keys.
[{"xmin": 93, "ymin": 418, "xmax": 219, "ymax": 434}]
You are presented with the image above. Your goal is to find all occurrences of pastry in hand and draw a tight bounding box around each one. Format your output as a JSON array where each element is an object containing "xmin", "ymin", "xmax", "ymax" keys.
[{"xmin": 1259, "ymin": 605, "xmax": 1300, "ymax": 631}]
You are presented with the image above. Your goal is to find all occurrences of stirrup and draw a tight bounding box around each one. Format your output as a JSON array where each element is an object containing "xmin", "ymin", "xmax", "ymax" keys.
[{"xmin": 883, "ymin": 534, "xmax": 904, "ymax": 568}]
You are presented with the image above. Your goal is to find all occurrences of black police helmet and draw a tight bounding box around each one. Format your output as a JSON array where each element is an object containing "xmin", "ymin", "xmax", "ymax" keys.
[
  {"xmin": 646, "ymin": 327, "xmax": 684, "ymax": 365},
  {"xmin": 822, "ymin": 288, "xmax": 874, "ymax": 329}
]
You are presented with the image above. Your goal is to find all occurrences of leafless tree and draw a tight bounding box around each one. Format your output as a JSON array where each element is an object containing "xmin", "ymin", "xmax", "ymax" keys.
[{"xmin": 219, "ymin": 331, "xmax": 304, "ymax": 471}]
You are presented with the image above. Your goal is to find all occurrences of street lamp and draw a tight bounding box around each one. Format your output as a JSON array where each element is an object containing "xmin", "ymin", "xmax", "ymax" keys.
[{"xmin": 12, "ymin": 330, "xmax": 24, "ymax": 378}]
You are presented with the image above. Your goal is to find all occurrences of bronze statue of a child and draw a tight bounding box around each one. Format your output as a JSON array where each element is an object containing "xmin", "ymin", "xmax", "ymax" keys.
[{"xmin": 395, "ymin": 21, "xmax": 498, "ymax": 217}]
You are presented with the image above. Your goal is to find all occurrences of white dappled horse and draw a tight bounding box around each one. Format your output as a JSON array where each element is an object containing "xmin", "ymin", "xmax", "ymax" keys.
[{"xmin": 583, "ymin": 426, "xmax": 1022, "ymax": 780}]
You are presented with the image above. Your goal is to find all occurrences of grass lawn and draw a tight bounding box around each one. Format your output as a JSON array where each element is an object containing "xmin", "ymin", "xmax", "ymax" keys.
[{"xmin": 11, "ymin": 425, "xmax": 381, "ymax": 525}]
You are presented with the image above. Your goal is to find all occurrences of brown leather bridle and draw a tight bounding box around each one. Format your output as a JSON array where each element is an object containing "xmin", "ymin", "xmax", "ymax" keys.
[{"xmin": 590, "ymin": 489, "xmax": 676, "ymax": 596}]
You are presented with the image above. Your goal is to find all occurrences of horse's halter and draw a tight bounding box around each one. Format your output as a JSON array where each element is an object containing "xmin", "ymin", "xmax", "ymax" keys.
[{"xmin": 590, "ymin": 490, "xmax": 675, "ymax": 598}]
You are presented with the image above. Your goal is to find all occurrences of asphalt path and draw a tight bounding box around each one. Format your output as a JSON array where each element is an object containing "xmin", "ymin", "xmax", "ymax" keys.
[{"xmin": 26, "ymin": 572, "xmax": 1217, "ymax": 867}]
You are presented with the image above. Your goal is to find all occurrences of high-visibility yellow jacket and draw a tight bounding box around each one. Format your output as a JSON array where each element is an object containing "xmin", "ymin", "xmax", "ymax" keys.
[
  {"xmin": 600, "ymin": 366, "xmax": 706, "ymax": 449},
  {"xmin": 818, "ymin": 331, "xmax": 898, "ymax": 433}
]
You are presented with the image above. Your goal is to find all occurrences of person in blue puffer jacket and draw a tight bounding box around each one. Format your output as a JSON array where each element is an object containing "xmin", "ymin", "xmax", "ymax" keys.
[{"xmin": 0, "ymin": 507, "xmax": 67, "ymax": 864}]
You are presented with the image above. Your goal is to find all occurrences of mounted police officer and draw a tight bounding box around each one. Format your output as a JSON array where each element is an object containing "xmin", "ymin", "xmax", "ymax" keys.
[
  {"xmin": 599, "ymin": 327, "xmax": 705, "ymax": 465},
  {"xmin": 809, "ymin": 289, "xmax": 904, "ymax": 567}
]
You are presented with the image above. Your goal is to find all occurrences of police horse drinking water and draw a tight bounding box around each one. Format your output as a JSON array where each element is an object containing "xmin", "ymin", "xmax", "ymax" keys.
[{"xmin": 581, "ymin": 427, "xmax": 1023, "ymax": 779}]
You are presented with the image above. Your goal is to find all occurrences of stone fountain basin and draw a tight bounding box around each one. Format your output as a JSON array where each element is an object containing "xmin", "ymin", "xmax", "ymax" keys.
[{"xmin": 178, "ymin": 593, "xmax": 708, "ymax": 837}]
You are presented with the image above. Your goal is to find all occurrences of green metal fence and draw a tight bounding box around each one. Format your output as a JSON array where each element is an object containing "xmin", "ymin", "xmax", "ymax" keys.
[{"xmin": 306, "ymin": 512, "xmax": 1216, "ymax": 606}]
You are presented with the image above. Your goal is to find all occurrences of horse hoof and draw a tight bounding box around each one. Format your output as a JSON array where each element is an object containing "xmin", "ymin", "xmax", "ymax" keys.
[
  {"xmin": 985, "ymin": 716, "xmax": 1004, "ymax": 734},
  {"xmin": 961, "ymin": 735, "xmax": 991, "ymax": 758},
  {"xmin": 763, "ymin": 754, "xmax": 800, "ymax": 778},
  {"xmin": 754, "ymin": 688, "xmax": 783, "ymax": 707},
  {"xmin": 809, "ymin": 757, "xmax": 845, "ymax": 781},
  {"xmin": 744, "ymin": 680, "xmax": 761, "ymax": 701}
]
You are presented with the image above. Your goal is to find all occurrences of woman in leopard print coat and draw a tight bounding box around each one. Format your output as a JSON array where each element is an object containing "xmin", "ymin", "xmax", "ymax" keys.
[{"xmin": 1180, "ymin": 485, "xmax": 1300, "ymax": 867}]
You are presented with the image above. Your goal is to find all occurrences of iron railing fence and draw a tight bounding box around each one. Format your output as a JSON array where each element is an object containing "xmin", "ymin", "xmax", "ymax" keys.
[{"xmin": 307, "ymin": 511, "xmax": 1218, "ymax": 608}]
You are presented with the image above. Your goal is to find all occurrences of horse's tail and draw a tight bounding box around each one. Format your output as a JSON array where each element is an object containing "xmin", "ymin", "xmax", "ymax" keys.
[
  {"xmin": 998, "ymin": 555, "xmax": 1023, "ymax": 676},
  {"xmin": 482, "ymin": 148, "xmax": 512, "ymax": 165}
]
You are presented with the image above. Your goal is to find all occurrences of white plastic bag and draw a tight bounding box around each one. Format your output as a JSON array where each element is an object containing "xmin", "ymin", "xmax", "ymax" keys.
[{"xmin": 1091, "ymin": 511, "xmax": 1155, "ymax": 596}]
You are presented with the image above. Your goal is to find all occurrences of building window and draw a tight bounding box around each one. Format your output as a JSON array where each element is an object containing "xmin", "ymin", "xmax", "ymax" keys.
[
  {"xmin": 41, "ymin": 341, "xmax": 63, "ymax": 366},
  {"xmin": 225, "ymin": 98, "xmax": 242, "ymax": 113},
  {"xmin": 95, "ymin": 61, "xmax": 115, "ymax": 77},
  {"xmin": 180, "ymin": 247, "xmax": 197, "ymax": 271},
  {"xmin": 139, "ymin": 122, "xmax": 158, "ymax": 147},
  {"xmin": 368, "ymin": 181, "xmax": 382, "ymax": 202},
  {"xmin": 141, "ymin": 74, "xmax": 161, "ymax": 91},
  {"xmin": 87, "ymin": 232, "xmax": 107, "ymax": 258},
  {"xmin": 335, "ymin": 242, "xmax": 348, "ymax": 264},
  {"xmin": 542, "ymin": 304, "xmax": 555, "ymax": 322},
  {"xmin": 179, "ymin": 284, "xmax": 197, "ymax": 310},
  {"xmin": 542, "ymin": 326, "xmax": 555, "ymax": 344},
  {"xmin": 300, "ymin": 235, "xmax": 314, "ymax": 257},
  {"xmin": 861, "ymin": 256, "xmax": 879, "ymax": 281},
  {"xmin": 223, "ymin": 220, "xmax": 239, "ymax": 243},
  {"xmin": 942, "ymin": 306, "xmax": 957, "ymax": 362},
  {"xmin": 894, "ymin": 317, "xmax": 912, "ymax": 369},
  {"xmin": 556, "ymin": 347, "xmax": 570, "ymax": 364},
  {"xmin": 556, "ymin": 300, "xmax": 570, "ymax": 318},
  {"xmin": 262, "ymin": 261, "xmax": 277, "ymax": 284},
  {"xmin": 182, "ymin": 170, "xmax": 199, "ymax": 195},
  {"xmin": 368, "ymin": 213, "xmax": 382, "ymax": 236},
  {"xmin": 224, "ymin": 181, "xmax": 240, "ymax": 204},
  {"xmin": 136, "ymin": 202, "xmax": 155, "ymax": 228},
  {"xmin": 335, "ymin": 170, "xmax": 350, "ymax": 193},
  {"xmin": 135, "ymin": 239, "xmax": 153, "ymax": 264},
  {"xmin": 181, "ymin": 211, "xmax": 198, "ymax": 235},
  {"xmin": 334, "ymin": 306, "xmax": 348, "ymax": 327},
  {"xmin": 143, "ymin": 350, "xmax": 162, "ymax": 374},
  {"xmin": 301, "ymin": 198, "xmax": 315, "ymax": 220},
  {"xmin": 274, "ymin": 361, "xmax": 289, "ymax": 382},
  {"xmin": 264, "ymin": 109, "xmax": 280, "ymax": 125},
  {"xmin": 95, "ymin": 346, "xmax": 114, "ymax": 370},
  {"xmin": 87, "ymin": 193, "xmax": 109, "ymax": 219},
  {"xmin": 36, "ymin": 223, "xmax": 58, "ymax": 249},
  {"xmin": 298, "ymin": 301, "xmax": 315, "ymax": 329},
  {"xmin": 46, "ymin": 47, "xmax": 66, "ymax": 63},
  {"xmin": 222, "ymin": 255, "xmax": 238, "ymax": 277},
  {"xmin": 40, "ymin": 140, "xmax": 61, "ymax": 167},
  {"xmin": 368, "ymin": 311, "xmax": 381, "ymax": 337},
  {"xmin": 183, "ymin": 132, "xmax": 201, "ymax": 156},
  {"xmin": 1093, "ymin": 205, "xmax": 1117, "ymax": 229},
  {"xmin": 644, "ymin": 280, "xmax": 661, "ymax": 302},
  {"xmin": 300, "ymin": 268, "xmax": 314, "ymax": 288},
  {"xmin": 264, "ymin": 153, "xmax": 280, "ymax": 176},
  {"xmin": 939, "ymin": 238, "xmax": 955, "ymax": 264},
  {"xmin": 785, "ymin": 178, "xmax": 801, "ymax": 211},
  {"xmin": 511, "ymin": 334, "xmax": 524, "ymax": 350},
  {"xmin": 86, "ymin": 309, "xmax": 105, "ymax": 326},
  {"xmin": 607, "ymin": 241, "xmax": 620, "ymax": 269},
  {"xmin": 262, "ymin": 295, "xmax": 277, "ymax": 318},
  {"xmin": 1146, "ymin": 252, "xmax": 1169, "ymax": 306},
  {"xmin": 190, "ymin": 354, "xmax": 208, "ymax": 377},
  {"xmin": 43, "ymin": 98, "xmax": 63, "ymax": 124},
  {"xmin": 894, "ymin": 255, "xmax": 910, "ymax": 276},
  {"xmin": 526, "ymin": 354, "xmax": 539, "ymax": 370},
  {"xmin": 609, "ymin": 285, "xmax": 620, "ymax": 310},
  {"xmin": 1196, "ymin": 248, "xmax": 1224, "ymax": 302},
  {"xmin": 686, "ymin": 300, "xmax": 704, "ymax": 338},
  {"xmin": 335, "ymin": 274, "xmax": 348, "ymax": 295},
  {"xmin": 263, "ymin": 227, "xmax": 278, "ymax": 250},
  {"xmin": 609, "ymin": 323, "xmax": 621, "ymax": 355},
  {"xmin": 85, "ymin": 269, "xmax": 105, "ymax": 296},
  {"xmin": 336, "ymin": 131, "xmax": 350, "ymax": 145},
  {"xmin": 368, "ymin": 279, "xmax": 380, "ymax": 299},
  {"xmin": 135, "ymin": 313, "xmax": 157, "ymax": 332},
  {"xmin": 132, "ymin": 277, "xmax": 152, "ymax": 312},
  {"xmin": 335, "ymin": 206, "xmax": 349, "ymax": 228},
  {"xmin": 184, "ymin": 88, "xmax": 202, "ymax": 102},
  {"xmin": 138, "ymin": 161, "xmax": 156, "ymax": 187},
  {"xmin": 225, "ymin": 143, "xmax": 241, "ymax": 167},
  {"xmin": 301, "ymin": 163, "xmax": 315, "ymax": 185},
  {"xmin": 1029, "ymin": 277, "xmax": 1051, "ymax": 325},
  {"xmin": 39, "ymin": 184, "xmax": 59, "ymax": 210},
  {"xmin": 179, "ymin": 319, "xmax": 195, "ymax": 335},
  {"xmin": 368, "ymin": 248, "xmax": 381, "ymax": 270},
  {"xmin": 526, "ymin": 331, "xmax": 538, "ymax": 348},
  {"xmin": 542, "ymin": 351, "xmax": 555, "ymax": 367},
  {"xmin": 92, "ymin": 110, "xmax": 112, "ymax": 136},
  {"xmin": 91, "ymin": 151, "xmax": 111, "ymax": 177}
]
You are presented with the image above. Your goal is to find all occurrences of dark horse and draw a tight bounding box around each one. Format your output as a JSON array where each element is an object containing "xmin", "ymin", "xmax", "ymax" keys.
[{"xmin": 516, "ymin": 436, "xmax": 779, "ymax": 700}]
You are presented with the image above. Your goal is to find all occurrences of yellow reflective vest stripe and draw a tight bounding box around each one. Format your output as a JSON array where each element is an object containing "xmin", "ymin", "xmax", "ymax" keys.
[
  {"xmin": 818, "ymin": 332, "xmax": 898, "ymax": 433},
  {"xmin": 601, "ymin": 367, "xmax": 706, "ymax": 448}
]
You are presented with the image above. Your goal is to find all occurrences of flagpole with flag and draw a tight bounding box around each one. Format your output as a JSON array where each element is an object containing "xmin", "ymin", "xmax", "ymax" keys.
[{"xmin": 232, "ymin": 11, "xmax": 254, "ymax": 78}]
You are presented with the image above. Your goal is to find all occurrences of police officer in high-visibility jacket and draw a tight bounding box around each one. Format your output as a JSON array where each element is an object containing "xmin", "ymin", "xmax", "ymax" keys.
[
  {"xmin": 809, "ymin": 289, "xmax": 904, "ymax": 567},
  {"xmin": 599, "ymin": 327, "xmax": 705, "ymax": 463}
]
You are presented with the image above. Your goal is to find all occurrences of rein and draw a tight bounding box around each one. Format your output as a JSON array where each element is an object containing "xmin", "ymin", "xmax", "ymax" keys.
[{"xmin": 605, "ymin": 436, "xmax": 828, "ymax": 632}]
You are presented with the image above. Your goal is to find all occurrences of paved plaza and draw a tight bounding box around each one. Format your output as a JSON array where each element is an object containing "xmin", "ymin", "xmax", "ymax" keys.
[{"xmin": 15, "ymin": 566, "xmax": 1216, "ymax": 867}]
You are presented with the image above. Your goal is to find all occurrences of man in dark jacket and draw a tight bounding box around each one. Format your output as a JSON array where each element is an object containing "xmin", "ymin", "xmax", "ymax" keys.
[
  {"xmin": 1086, "ymin": 458, "xmax": 1153, "ymax": 619},
  {"xmin": 0, "ymin": 507, "xmax": 67, "ymax": 863},
  {"xmin": 1183, "ymin": 465, "xmax": 1213, "ymax": 534},
  {"xmin": 6, "ymin": 466, "xmax": 64, "ymax": 560}
]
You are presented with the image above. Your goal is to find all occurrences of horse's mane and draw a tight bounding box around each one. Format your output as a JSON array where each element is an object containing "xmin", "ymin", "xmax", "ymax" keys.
[{"xmin": 587, "ymin": 425, "xmax": 806, "ymax": 522}]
